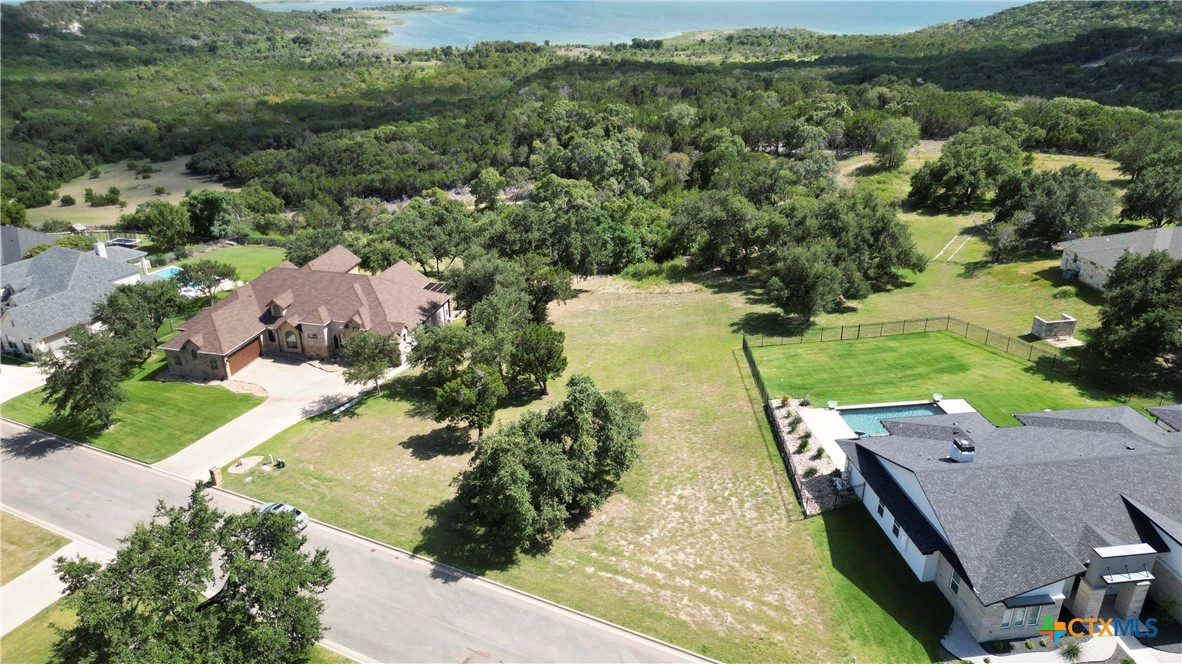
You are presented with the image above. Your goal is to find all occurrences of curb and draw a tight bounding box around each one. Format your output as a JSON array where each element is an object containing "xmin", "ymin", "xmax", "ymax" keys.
[{"xmin": 2, "ymin": 418, "xmax": 716, "ymax": 663}]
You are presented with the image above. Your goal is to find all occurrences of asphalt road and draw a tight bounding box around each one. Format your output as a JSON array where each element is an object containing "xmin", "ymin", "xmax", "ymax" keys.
[{"xmin": 1, "ymin": 420, "xmax": 704, "ymax": 663}]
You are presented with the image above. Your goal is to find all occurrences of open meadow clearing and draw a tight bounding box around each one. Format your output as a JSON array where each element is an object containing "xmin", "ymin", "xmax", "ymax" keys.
[{"xmin": 25, "ymin": 157, "xmax": 236, "ymax": 229}]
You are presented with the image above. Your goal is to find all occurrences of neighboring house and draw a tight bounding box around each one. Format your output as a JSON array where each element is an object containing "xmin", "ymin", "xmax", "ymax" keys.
[
  {"xmin": 93, "ymin": 241, "xmax": 151, "ymax": 274},
  {"xmin": 1, "ymin": 246, "xmax": 143, "ymax": 358},
  {"xmin": 1, "ymin": 226, "xmax": 56, "ymax": 265},
  {"xmin": 1059, "ymin": 227, "xmax": 1182, "ymax": 291},
  {"xmin": 161, "ymin": 245, "xmax": 451, "ymax": 380},
  {"xmin": 837, "ymin": 405, "xmax": 1182, "ymax": 642}
]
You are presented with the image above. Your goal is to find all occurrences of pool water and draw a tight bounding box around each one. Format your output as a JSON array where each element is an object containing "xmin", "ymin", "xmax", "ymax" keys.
[
  {"xmin": 839, "ymin": 404, "xmax": 944, "ymax": 436},
  {"xmin": 153, "ymin": 266, "xmax": 181, "ymax": 278}
]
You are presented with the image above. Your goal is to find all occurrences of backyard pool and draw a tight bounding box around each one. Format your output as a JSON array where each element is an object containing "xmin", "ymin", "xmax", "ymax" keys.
[
  {"xmin": 152, "ymin": 266, "xmax": 182, "ymax": 279},
  {"xmin": 839, "ymin": 403, "xmax": 944, "ymax": 436}
]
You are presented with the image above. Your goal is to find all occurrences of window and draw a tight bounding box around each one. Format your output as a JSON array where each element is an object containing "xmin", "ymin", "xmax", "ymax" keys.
[
  {"xmin": 284, "ymin": 331, "xmax": 299, "ymax": 350},
  {"xmin": 267, "ymin": 330, "xmax": 276, "ymax": 343},
  {"xmin": 1001, "ymin": 608, "xmax": 1012, "ymax": 629},
  {"xmin": 1012, "ymin": 607, "xmax": 1026, "ymax": 628},
  {"xmin": 950, "ymin": 570, "xmax": 961, "ymax": 595},
  {"xmin": 22, "ymin": 342, "xmax": 33, "ymax": 354},
  {"xmin": 209, "ymin": 358, "xmax": 217, "ymax": 370},
  {"xmin": 891, "ymin": 520, "xmax": 900, "ymax": 537},
  {"xmin": 190, "ymin": 349, "xmax": 197, "ymax": 360},
  {"xmin": 271, "ymin": 304, "xmax": 282, "ymax": 316},
  {"xmin": 876, "ymin": 502, "xmax": 885, "ymax": 518},
  {"xmin": 1027, "ymin": 606, "xmax": 1040, "ymax": 626}
]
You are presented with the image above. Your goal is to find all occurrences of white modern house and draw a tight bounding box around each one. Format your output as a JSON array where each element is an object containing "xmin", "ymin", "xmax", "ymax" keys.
[
  {"xmin": 837, "ymin": 404, "xmax": 1182, "ymax": 642},
  {"xmin": 1, "ymin": 245, "xmax": 143, "ymax": 358}
]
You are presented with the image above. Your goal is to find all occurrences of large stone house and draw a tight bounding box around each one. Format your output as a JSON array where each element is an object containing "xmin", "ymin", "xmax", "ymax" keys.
[
  {"xmin": 1, "ymin": 245, "xmax": 143, "ymax": 358},
  {"xmin": 161, "ymin": 245, "xmax": 451, "ymax": 380},
  {"xmin": 837, "ymin": 404, "xmax": 1182, "ymax": 643},
  {"xmin": 1059, "ymin": 227, "xmax": 1182, "ymax": 291}
]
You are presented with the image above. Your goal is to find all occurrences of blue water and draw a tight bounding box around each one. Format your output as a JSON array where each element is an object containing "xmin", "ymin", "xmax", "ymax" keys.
[
  {"xmin": 840, "ymin": 403, "xmax": 943, "ymax": 436},
  {"xmin": 153, "ymin": 266, "xmax": 182, "ymax": 279},
  {"xmin": 259, "ymin": 1, "xmax": 1029, "ymax": 48}
]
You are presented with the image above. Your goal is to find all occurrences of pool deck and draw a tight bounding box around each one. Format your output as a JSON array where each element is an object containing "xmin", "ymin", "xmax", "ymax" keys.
[{"xmin": 798, "ymin": 398, "xmax": 977, "ymax": 468}]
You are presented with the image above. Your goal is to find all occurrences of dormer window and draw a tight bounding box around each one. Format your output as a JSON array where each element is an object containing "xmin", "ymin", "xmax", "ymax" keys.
[{"xmin": 271, "ymin": 303, "xmax": 283, "ymax": 317}]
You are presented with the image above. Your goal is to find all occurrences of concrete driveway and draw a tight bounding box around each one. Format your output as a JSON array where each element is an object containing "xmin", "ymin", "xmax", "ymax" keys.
[
  {"xmin": 153, "ymin": 357, "xmax": 364, "ymax": 481},
  {"xmin": 0, "ymin": 363, "xmax": 45, "ymax": 404}
]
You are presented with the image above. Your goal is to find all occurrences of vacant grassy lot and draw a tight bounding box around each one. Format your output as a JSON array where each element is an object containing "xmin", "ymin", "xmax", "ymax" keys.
[
  {"xmin": 224, "ymin": 276, "xmax": 953, "ymax": 662},
  {"xmin": 752, "ymin": 332, "xmax": 1121, "ymax": 426},
  {"xmin": 818, "ymin": 146, "xmax": 1128, "ymax": 340},
  {"xmin": 178, "ymin": 245, "xmax": 286, "ymax": 282},
  {"xmin": 26, "ymin": 157, "xmax": 236, "ymax": 229},
  {"xmin": 1, "ymin": 512, "xmax": 69, "ymax": 584},
  {"xmin": 0, "ymin": 599, "xmax": 350, "ymax": 663},
  {"xmin": 2, "ymin": 353, "xmax": 263, "ymax": 463}
]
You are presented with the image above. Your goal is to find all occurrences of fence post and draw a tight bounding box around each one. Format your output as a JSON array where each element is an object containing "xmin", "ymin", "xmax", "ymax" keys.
[
  {"xmin": 1028, "ymin": 345, "xmax": 1034, "ymax": 361},
  {"xmin": 1005, "ymin": 338, "xmax": 1011, "ymax": 354},
  {"xmin": 924, "ymin": 318, "xmax": 929, "ymax": 332},
  {"xmin": 945, "ymin": 316, "xmax": 951, "ymax": 331},
  {"xmin": 857, "ymin": 324, "xmax": 862, "ymax": 339},
  {"xmin": 1050, "ymin": 357, "xmax": 1057, "ymax": 372},
  {"xmin": 984, "ymin": 330, "xmax": 990, "ymax": 346},
  {"xmin": 820, "ymin": 327, "xmax": 825, "ymax": 342},
  {"xmin": 840, "ymin": 325, "xmax": 845, "ymax": 340},
  {"xmin": 800, "ymin": 330, "xmax": 805, "ymax": 344},
  {"xmin": 879, "ymin": 322, "xmax": 884, "ymax": 336},
  {"xmin": 965, "ymin": 321, "xmax": 970, "ymax": 337},
  {"xmin": 902, "ymin": 320, "xmax": 907, "ymax": 334}
]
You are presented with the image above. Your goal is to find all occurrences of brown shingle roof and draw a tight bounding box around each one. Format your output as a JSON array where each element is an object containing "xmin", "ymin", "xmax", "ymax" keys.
[
  {"xmin": 162, "ymin": 249, "xmax": 448, "ymax": 356},
  {"xmin": 305, "ymin": 245, "xmax": 362, "ymax": 273}
]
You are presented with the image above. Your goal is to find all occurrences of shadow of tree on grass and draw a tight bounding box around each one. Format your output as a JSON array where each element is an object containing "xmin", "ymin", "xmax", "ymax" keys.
[
  {"xmin": 414, "ymin": 499, "xmax": 521, "ymax": 578},
  {"xmin": 400, "ymin": 426, "xmax": 473, "ymax": 460}
]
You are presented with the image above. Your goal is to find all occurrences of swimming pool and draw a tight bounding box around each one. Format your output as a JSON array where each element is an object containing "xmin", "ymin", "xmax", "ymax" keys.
[
  {"xmin": 152, "ymin": 266, "xmax": 181, "ymax": 279},
  {"xmin": 839, "ymin": 403, "xmax": 944, "ymax": 436}
]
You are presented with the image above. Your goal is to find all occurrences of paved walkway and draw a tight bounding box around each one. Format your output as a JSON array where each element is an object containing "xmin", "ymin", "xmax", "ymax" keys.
[
  {"xmin": 2, "ymin": 420, "xmax": 708, "ymax": 663},
  {"xmin": 153, "ymin": 358, "xmax": 387, "ymax": 481},
  {"xmin": 0, "ymin": 363, "xmax": 45, "ymax": 404},
  {"xmin": 0, "ymin": 535, "xmax": 112, "ymax": 636}
]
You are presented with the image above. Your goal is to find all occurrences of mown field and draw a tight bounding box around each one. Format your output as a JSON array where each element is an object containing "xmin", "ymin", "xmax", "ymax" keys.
[
  {"xmin": 25, "ymin": 157, "xmax": 236, "ymax": 229},
  {"xmin": 0, "ymin": 512, "xmax": 68, "ymax": 585}
]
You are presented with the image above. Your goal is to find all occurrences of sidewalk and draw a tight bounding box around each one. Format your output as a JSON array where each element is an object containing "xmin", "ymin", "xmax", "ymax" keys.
[{"xmin": 0, "ymin": 538, "xmax": 112, "ymax": 636}]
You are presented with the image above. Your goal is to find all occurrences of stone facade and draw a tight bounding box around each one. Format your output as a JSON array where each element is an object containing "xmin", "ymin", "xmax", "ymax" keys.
[
  {"xmin": 933, "ymin": 554, "xmax": 1063, "ymax": 642},
  {"xmin": 166, "ymin": 342, "xmax": 228, "ymax": 380},
  {"xmin": 1149, "ymin": 559, "xmax": 1182, "ymax": 625},
  {"xmin": 1031, "ymin": 313, "xmax": 1077, "ymax": 340}
]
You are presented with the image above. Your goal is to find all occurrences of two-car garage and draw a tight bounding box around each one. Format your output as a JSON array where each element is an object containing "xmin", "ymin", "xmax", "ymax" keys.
[{"xmin": 226, "ymin": 335, "xmax": 262, "ymax": 377}]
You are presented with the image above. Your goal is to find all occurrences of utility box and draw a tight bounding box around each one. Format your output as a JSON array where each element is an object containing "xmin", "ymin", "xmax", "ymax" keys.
[{"xmin": 209, "ymin": 466, "xmax": 223, "ymax": 487}]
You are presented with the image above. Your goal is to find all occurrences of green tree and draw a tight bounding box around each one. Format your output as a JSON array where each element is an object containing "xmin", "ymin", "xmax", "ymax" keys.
[
  {"xmin": 518, "ymin": 254, "xmax": 575, "ymax": 323},
  {"xmin": 284, "ymin": 228, "xmax": 345, "ymax": 267},
  {"xmin": 445, "ymin": 253, "xmax": 527, "ymax": 314},
  {"xmin": 471, "ymin": 167, "xmax": 507, "ymax": 210},
  {"xmin": 60, "ymin": 194, "xmax": 76, "ymax": 206},
  {"xmin": 93, "ymin": 281, "xmax": 186, "ymax": 356},
  {"xmin": 53, "ymin": 486, "xmax": 333, "ymax": 663},
  {"xmin": 341, "ymin": 330, "xmax": 398, "ymax": 394},
  {"xmin": 385, "ymin": 190, "xmax": 475, "ymax": 274},
  {"xmin": 131, "ymin": 199, "xmax": 192, "ymax": 254},
  {"xmin": 469, "ymin": 287, "xmax": 530, "ymax": 372},
  {"xmin": 408, "ymin": 324, "xmax": 470, "ymax": 385},
  {"xmin": 1088, "ymin": 251, "xmax": 1182, "ymax": 361},
  {"xmin": 181, "ymin": 190, "xmax": 239, "ymax": 238},
  {"xmin": 509, "ymin": 324, "xmax": 567, "ymax": 394},
  {"xmin": 670, "ymin": 190, "xmax": 768, "ymax": 273},
  {"xmin": 1, "ymin": 198, "xmax": 29, "ymax": 227},
  {"xmin": 995, "ymin": 165, "xmax": 1115, "ymax": 249},
  {"xmin": 434, "ymin": 364, "xmax": 507, "ymax": 437},
  {"xmin": 36, "ymin": 328, "xmax": 138, "ymax": 429},
  {"xmin": 765, "ymin": 245, "xmax": 845, "ymax": 321},
  {"xmin": 176, "ymin": 260, "xmax": 239, "ymax": 303},
  {"xmin": 55, "ymin": 233, "xmax": 97, "ymax": 252},
  {"xmin": 21, "ymin": 243, "xmax": 53, "ymax": 259},
  {"xmin": 1112, "ymin": 126, "xmax": 1182, "ymax": 182},
  {"xmin": 908, "ymin": 126, "xmax": 1022, "ymax": 209},
  {"xmin": 873, "ymin": 117, "xmax": 920, "ymax": 169},
  {"xmin": 1120, "ymin": 163, "xmax": 1182, "ymax": 228}
]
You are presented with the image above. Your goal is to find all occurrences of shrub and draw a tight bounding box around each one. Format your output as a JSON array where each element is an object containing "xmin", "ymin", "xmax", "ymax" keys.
[
  {"xmin": 789, "ymin": 413, "xmax": 802, "ymax": 427},
  {"xmin": 1120, "ymin": 658, "xmax": 1135, "ymax": 664},
  {"xmin": 992, "ymin": 640, "xmax": 1005, "ymax": 652},
  {"xmin": 174, "ymin": 247, "xmax": 191, "ymax": 260},
  {"xmin": 814, "ymin": 448, "xmax": 827, "ymax": 459},
  {"xmin": 88, "ymin": 167, "xmax": 102, "ymax": 179},
  {"xmin": 154, "ymin": 186, "xmax": 167, "ymax": 196},
  {"xmin": 1053, "ymin": 285, "xmax": 1075, "ymax": 299},
  {"xmin": 60, "ymin": 194, "xmax": 76, "ymax": 206},
  {"xmin": 800, "ymin": 431, "xmax": 811, "ymax": 442},
  {"xmin": 800, "ymin": 394, "xmax": 812, "ymax": 407},
  {"xmin": 803, "ymin": 466, "xmax": 818, "ymax": 478},
  {"xmin": 1058, "ymin": 637, "xmax": 1081, "ymax": 663},
  {"xmin": 1025, "ymin": 640, "xmax": 1033, "ymax": 649},
  {"xmin": 1039, "ymin": 638, "xmax": 1047, "ymax": 647},
  {"xmin": 796, "ymin": 440, "xmax": 810, "ymax": 454},
  {"xmin": 983, "ymin": 658, "xmax": 990, "ymax": 664},
  {"xmin": 41, "ymin": 219, "xmax": 70, "ymax": 232}
]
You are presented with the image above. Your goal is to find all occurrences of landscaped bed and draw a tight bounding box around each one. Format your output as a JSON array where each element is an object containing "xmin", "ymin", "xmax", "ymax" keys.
[
  {"xmin": 2, "ymin": 353, "xmax": 264, "ymax": 463},
  {"xmin": 751, "ymin": 331, "xmax": 1123, "ymax": 426}
]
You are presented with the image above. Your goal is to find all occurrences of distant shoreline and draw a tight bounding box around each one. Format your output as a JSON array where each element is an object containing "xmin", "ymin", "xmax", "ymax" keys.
[{"xmin": 250, "ymin": 0, "xmax": 457, "ymax": 11}]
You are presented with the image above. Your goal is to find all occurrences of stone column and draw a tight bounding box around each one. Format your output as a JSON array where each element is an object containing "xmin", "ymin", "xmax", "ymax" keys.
[
  {"xmin": 1069, "ymin": 578, "xmax": 1106, "ymax": 619},
  {"xmin": 1114, "ymin": 581, "xmax": 1150, "ymax": 621}
]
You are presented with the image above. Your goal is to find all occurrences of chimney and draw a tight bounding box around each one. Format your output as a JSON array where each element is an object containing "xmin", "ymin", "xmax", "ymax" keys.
[
  {"xmin": 94, "ymin": 241, "xmax": 107, "ymax": 259},
  {"xmin": 950, "ymin": 429, "xmax": 975, "ymax": 463}
]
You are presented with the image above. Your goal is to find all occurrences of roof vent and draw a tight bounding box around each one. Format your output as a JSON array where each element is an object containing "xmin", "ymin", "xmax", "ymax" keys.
[{"xmin": 950, "ymin": 432, "xmax": 975, "ymax": 463}]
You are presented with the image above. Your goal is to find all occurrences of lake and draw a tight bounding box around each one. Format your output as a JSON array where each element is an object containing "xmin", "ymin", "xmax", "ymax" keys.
[{"xmin": 258, "ymin": 1, "xmax": 1031, "ymax": 49}]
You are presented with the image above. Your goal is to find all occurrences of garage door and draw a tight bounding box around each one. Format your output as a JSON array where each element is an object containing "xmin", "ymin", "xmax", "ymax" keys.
[{"xmin": 226, "ymin": 336, "xmax": 261, "ymax": 377}]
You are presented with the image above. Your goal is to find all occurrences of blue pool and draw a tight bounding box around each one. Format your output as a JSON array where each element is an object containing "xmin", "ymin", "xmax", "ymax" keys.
[
  {"xmin": 840, "ymin": 404, "xmax": 944, "ymax": 437},
  {"xmin": 152, "ymin": 266, "xmax": 181, "ymax": 279}
]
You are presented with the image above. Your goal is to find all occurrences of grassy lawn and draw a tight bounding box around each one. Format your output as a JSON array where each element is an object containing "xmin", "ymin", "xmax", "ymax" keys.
[
  {"xmin": 224, "ymin": 276, "xmax": 953, "ymax": 663},
  {"xmin": 178, "ymin": 245, "xmax": 286, "ymax": 282},
  {"xmin": 26, "ymin": 157, "xmax": 236, "ymax": 229},
  {"xmin": 1, "ymin": 513, "xmax": 69, "ymax": 585},
  {"xmin": 0, "ymin": 599, "xmax": 350, "ymax": 663},
  {"xmin": 1, "ymin": 353, "xmax": 263, "ymax": 463},
  {"xmin": 751, "ymin": 331, "xmax": 1121, "ymax": 426}
]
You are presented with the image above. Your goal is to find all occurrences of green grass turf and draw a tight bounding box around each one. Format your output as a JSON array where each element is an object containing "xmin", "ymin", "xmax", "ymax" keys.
[
  {"xmin": 1, "ymin": 513, "xmax": 69, "ymax": 585},
  {"xmin": 222, "ymin": 276, "xmax": 954, "ymax": 662},
  {"xmin": 178, "ymin": 244, "xmax": 286, "ymax": 282},
  {"xmin": 1, "ymin": 353, "xmax": 263, "ymax": 463},
  {"xmin": 751, "ymin": 331, "xmax": 1120, "ymax": 426}
]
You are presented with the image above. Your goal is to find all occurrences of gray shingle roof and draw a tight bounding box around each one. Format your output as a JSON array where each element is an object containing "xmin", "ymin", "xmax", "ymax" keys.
[
  {"xmin": 1148, "ymin": 405, "xmax": 1182, "ymax": 432},
  {"xmin": 1, "ymin": 226, "xmax": 56, "ymax": 265},
  {"xmin": 102, "ymin": 245, "xmax": 147, "ymax": 263},
  {"xmin": 1, "ymin": 246, "xmax": 140, "ymax": 339},
  {"xmin": 842, "ymin": 405, "xmax": 1182, "ymax": 605},
  {"xmin": 1059, "ymin": 227, "xmax": 1182, "ymax": 272}
]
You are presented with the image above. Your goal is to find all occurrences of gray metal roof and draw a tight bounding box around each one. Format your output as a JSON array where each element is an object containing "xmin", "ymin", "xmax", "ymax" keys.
[
  {"xmin": 1, "ymin": 246, "xmax": 140, "ymax": 339},
  {"xmin": 1148, "ymin": 405, "xmax": 1182, "ymax": 432},
  {"xmin": 1059, "ymin": 227, "xmax": 1182, "ymax": 272},
  {"xmin": 842, "ymin": 405, "xmax": 1182, "ymax": 605},
  {"xmin": 1, "ymin": 226, "xmax": 56, "ymax": 265}
]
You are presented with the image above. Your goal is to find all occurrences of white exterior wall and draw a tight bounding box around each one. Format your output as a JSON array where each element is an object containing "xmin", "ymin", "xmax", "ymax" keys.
[
  {"xmin": 878, "ymin": 457, "xmax": 951, "ymax": 543},
  {"xmin": 849, "ymin": 464, "xmax": 938, "ymax": 582},
  {"xmin": 1061, "ymin": 249, "xmax": 1108, "ymax": 291}
]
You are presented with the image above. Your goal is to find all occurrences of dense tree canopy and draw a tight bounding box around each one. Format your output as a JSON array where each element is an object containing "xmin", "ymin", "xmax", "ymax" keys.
[
  {"xmin": 908, "ymin": 126, "xmax": 1023, "ymax": 209},
  {"xmin": 1089, "ymin": 251, "xmax": 1182, "ymax": 362},
  {"xmin": 993, "ymin": 165, "xmax": 1115, "ymax": 249},
  {"xmin": 36, "ymin": 328, "xmax": 139, "ymax": 429}
]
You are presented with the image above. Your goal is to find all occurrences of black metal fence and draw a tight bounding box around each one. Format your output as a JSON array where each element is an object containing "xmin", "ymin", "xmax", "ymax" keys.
[
  {"xmin": 741, "ymin": 335, "xmax": 804, "ymax": 512},
  {"xmin": 744, "ymin": 316, "xmax": 1178, "ymax": 410}
]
